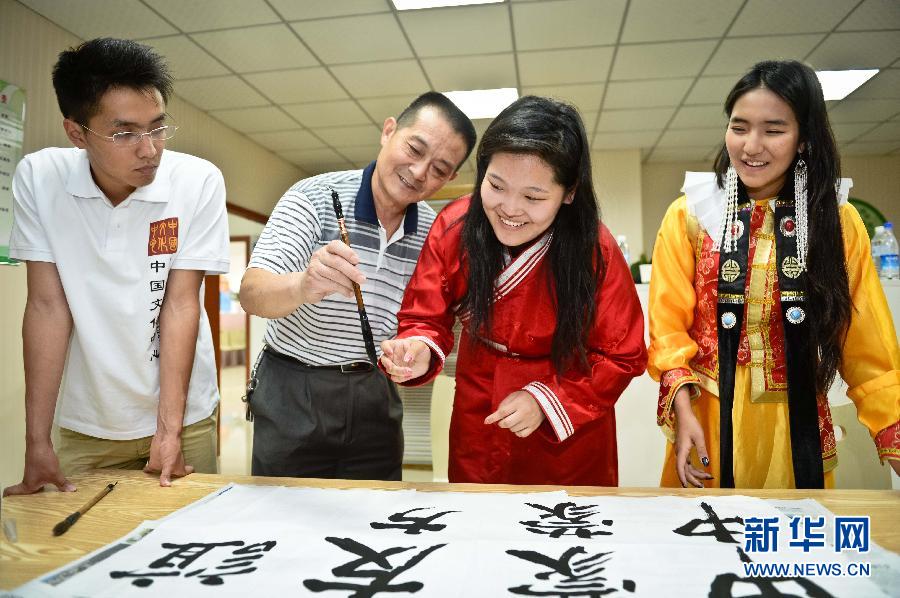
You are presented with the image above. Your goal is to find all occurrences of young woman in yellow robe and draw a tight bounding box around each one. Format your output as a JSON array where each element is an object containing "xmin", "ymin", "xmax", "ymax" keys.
[{"xmin": 648, "ymin": 60, "xmax": 899, "ymax": 489}]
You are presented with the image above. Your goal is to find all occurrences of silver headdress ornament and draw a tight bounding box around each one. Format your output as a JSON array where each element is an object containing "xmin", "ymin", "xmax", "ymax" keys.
[
  {"xmin": 794, "ymin": 157, "xmax": 808, "ymax": 271},
  {"xmin": 714, "ymin": 165, "xmax": 740, "ymax": 253},
  {"xmin": 715, "ymin": 159, "xmax": 809, "ymax": 272}
]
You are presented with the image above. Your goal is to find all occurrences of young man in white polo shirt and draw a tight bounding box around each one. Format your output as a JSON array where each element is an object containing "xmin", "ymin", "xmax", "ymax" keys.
[{"xmin": 3, "ymin": 38, "xmax": 229, "ymax": 497}]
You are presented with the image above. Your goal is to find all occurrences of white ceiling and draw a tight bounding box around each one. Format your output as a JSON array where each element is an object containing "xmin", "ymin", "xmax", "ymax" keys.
[{"xmin": 19, "ymin": 0, "xmax": 900, "ymax": 178}]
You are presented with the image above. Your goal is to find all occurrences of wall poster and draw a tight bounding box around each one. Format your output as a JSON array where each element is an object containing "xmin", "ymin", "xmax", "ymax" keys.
[{"xmin": 0, "ymin": 80, "xmax": 26, "ymax": 264}]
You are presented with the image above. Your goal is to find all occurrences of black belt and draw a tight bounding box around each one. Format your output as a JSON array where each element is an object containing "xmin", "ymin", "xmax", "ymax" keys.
[{"xmin": 263, "ymin": 346, "xmax": 374, "ymax": 373}]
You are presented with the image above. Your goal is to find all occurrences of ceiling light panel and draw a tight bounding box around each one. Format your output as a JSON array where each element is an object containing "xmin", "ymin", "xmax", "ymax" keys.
[
  {"xmin": 817, "ymin": 69, "xmax": 880, "ymax": 100},
  {"xmin": 442, "ymin": 88, "xmax": 519, "ymax": 119},
  {"xmin": 393, "ymin": 0, "xmax": 504, "ymax": 10}
]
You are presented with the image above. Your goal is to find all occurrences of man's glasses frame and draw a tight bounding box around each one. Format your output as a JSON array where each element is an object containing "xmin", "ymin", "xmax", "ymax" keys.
[{"xmin": 79, "ymin": 124, "xmax": 178, "ymax": 147}]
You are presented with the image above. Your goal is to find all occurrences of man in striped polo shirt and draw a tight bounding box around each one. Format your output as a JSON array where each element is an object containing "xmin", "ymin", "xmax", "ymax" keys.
[{"xmin": 240, "ymin": 92, "xmax": 475, "ymax": 481}]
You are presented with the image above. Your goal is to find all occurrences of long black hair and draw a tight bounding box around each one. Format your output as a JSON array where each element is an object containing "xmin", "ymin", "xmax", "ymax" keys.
[
  {"xmin": 459, "ymin": 95, "xmax": 604, "ymax": 374},
  {"xmin": 713, "ymin": 60, "xmax": 851, "ymax": 395}
]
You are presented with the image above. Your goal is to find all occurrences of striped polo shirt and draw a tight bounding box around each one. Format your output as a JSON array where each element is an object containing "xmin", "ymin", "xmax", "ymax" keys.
[{"xmin": 249, "ymin": 162, "xmax": 437, "ymax": 365}]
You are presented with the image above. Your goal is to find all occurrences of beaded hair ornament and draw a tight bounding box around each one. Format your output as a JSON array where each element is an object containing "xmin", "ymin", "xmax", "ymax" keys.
[{"xmin": 715, "ymin": 157, "xmax": 809, "ymax": 271}]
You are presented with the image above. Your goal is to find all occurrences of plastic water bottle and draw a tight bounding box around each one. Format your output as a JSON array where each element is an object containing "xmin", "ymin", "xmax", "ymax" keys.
[
  {"xmin": 871, "ymin": 225, "xmax": 885, "ymax": 277},
  {"xmin": 880, "ymin": 222, "xmax": 899, "ymax": 280},
  {"xmin": 616, "ymin": 235, "xmax": 630, "ymax": 265}
]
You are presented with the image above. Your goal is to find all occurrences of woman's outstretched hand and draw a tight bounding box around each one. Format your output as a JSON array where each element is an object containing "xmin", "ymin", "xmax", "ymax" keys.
[
  {"xmin": 484, "ymin": 390, "xmax": 546, "ymax": 438},
  {"xmin": 380, "ymin": 338, "xmax": 431, "ymax": 383},
  {"xmin": 673, "ymin": 386, "xmax": 714, "ymax": 488}
]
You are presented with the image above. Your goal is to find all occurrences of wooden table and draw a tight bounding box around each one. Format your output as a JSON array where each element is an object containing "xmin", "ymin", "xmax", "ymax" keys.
[{"xmin": 2, "ymin": 470, "xmax": 899, "ymax": 590}]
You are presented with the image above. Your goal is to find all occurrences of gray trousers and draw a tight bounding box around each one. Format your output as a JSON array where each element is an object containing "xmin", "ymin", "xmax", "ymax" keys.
[{"xmin": 249, "ymin": 348, "xmax": 403, "ymax": 481}]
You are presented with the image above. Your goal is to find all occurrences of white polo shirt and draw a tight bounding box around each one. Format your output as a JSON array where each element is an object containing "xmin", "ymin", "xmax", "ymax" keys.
[{"xmin": 10, "ymin": 148, "xmax": 229, "ymax": 440}]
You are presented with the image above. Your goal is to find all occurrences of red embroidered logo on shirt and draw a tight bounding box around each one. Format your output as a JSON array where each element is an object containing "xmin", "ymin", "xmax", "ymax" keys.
[{"xmin": 149, "ymin": 217, "xmax": 178, "ymax": 255}]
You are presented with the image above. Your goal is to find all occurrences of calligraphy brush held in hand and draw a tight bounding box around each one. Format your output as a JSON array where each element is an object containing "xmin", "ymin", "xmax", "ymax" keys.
[
  {"xmin": 330, "ymin": 188, "xmax": 379, "ymax": 365},
  {"xmin": 52, "ymin": 482, "xmax": 117, "ymax": 536}
]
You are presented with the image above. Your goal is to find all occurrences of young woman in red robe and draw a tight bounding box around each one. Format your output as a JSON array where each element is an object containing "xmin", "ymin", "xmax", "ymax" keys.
[{"xmin": 380, "ymin": 96, "xmax": 647, "ymax": 486}]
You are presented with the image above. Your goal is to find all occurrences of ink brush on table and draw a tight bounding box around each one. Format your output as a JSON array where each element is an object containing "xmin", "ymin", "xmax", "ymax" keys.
[
  {"xmin": 52, "ymin": 482, "xmax": 117, "ymax": 536},
  {"xmin": 330, "ymin": 187, "xmax": 379, "ymax": 366}
]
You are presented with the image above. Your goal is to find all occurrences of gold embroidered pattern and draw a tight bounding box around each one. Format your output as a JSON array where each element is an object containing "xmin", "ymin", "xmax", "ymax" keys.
[
  {"xmin": 721, "ymin": 259, "xmax": 740, "ymax": 282},
  {"xmin": 687, "ymin": 213, "xmax": 720, "ymax": 387},
  {"xmin": 780, "ymin": 290, "xmax": 806, "ymax": 302},
  {"xmin": 742, "ymin": 204, "xmax": 788, "ymax": 402},
  {"xmin": 875, "ymin": 421, "xmax": 900, "ymax": 464},
  {"xmin": 782, "ymin": 256, "xmax": 802, "ymax": 279},
  {"xmin": 657, "ymin": 368, "xmax": 701, "ymax": 443},
  {"xmin": 821, "ymin": 404, "xmax": 838, "ymax": 472},
  {"xmin": 719, "ymin": 292, "xmax": 744, "ymax": 304}
]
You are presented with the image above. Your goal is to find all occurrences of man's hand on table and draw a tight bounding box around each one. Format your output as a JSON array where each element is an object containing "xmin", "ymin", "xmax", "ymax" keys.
[
  {"xmin": 3, "ymin": 440, "xmax": 76, "ymax": 496},
  {"xmin": 144, "ymin": 431, "xmax": 193, "ymax": 487}
]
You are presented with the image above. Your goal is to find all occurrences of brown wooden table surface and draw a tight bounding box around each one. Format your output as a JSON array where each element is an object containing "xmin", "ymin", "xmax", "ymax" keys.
[{"xmin": 2, "ymin": 469, "xmax": 898, "ymax": 590}]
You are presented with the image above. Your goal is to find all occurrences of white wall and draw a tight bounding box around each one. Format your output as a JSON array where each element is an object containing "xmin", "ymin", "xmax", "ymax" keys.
[
  {"xmin": 641, "ymin": 159, "xmax": 709, "ymax": 257},
  {"xmin": 226, "ymin": 213, "xmax": 267, "ymax": 365},
  {"xmin": 593, "ymin": 149, "xmax": 644, "ymax": 259},
  {"xmin": 842, "ymin": 155, "xmax": 900, "ymax": 226},
  {"xmin": 0, "ymin": 264, "xmax": 27, "ymax": 492}
]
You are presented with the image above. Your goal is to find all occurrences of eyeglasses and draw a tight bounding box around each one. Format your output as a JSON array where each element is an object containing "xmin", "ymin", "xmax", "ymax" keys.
[{"xmin": 80, "ymin": 124, "xmax": 178, "ymax": 146}]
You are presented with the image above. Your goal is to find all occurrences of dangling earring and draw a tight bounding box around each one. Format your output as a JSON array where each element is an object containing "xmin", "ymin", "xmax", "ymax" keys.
[
  {"xmin": 794, "ymin": 156, "xmax": 808, "ymax": 271},
  {"xmin": 716, "ymin": 164, "xmax": 739, "ymax": 253}
]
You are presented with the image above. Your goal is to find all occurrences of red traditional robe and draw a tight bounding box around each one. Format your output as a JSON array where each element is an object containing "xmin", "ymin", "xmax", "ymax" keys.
[{"xmin": 394, "ymin": 196, "xmax": 647, "ymax": 486}]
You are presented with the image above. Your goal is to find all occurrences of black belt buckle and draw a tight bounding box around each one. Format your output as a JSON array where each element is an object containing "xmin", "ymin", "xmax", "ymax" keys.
[{"xmin": 340, "ymin": 362, "xmax": 374, "ymax": 373}]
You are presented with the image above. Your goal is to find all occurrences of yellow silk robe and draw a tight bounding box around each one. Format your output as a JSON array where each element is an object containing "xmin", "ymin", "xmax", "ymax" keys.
[{"xmin": 649, "ymin": 196, "xmax": 900, "ymax": 488}]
